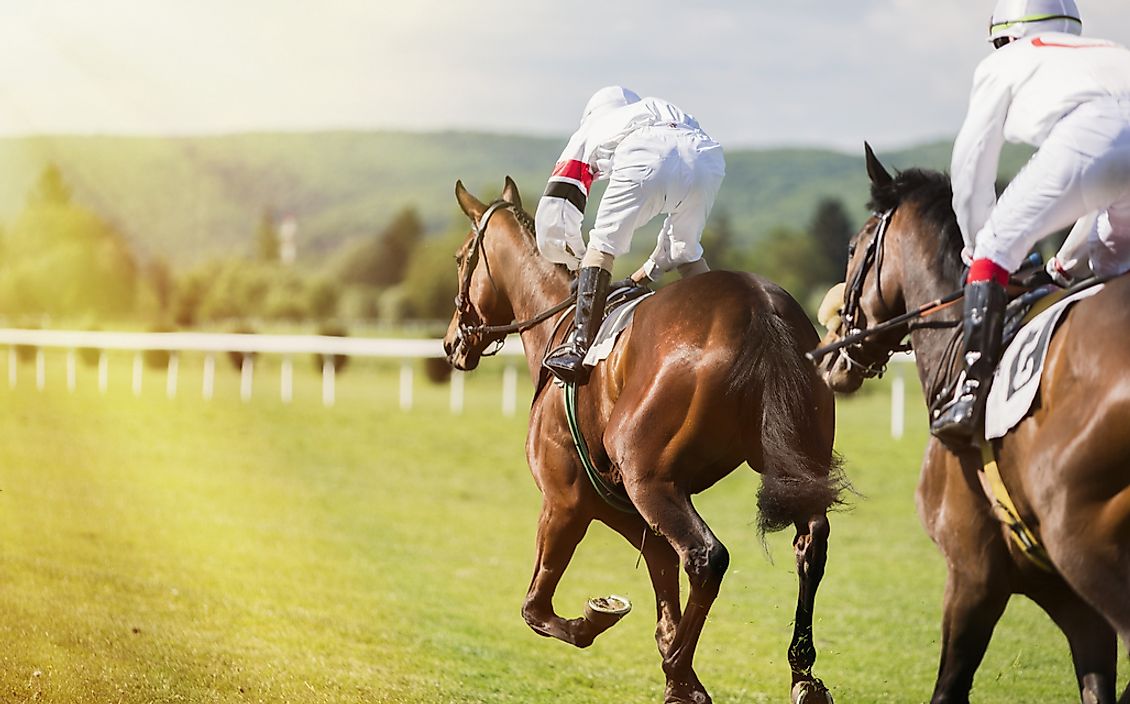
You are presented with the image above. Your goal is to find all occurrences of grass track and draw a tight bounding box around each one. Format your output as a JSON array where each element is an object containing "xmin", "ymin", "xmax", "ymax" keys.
[{"xmin": 0, "ymin": 354, "xmax": 1112, "ymax": 702}]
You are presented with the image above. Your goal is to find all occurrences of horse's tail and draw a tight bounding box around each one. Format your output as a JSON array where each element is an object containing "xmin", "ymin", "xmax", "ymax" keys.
[{"xmin": 726, "ymin": 306, "xmax": 845, "ymax": 535}]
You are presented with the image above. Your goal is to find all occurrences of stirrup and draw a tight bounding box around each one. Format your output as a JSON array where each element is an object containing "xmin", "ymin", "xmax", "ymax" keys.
[
  {"xmin": 930, "ymin": 393, "xmax": 980, "ymax": 447},
  {"xmin": 544, "ymin": 344, "xmax": 588, "ymax": 384}
]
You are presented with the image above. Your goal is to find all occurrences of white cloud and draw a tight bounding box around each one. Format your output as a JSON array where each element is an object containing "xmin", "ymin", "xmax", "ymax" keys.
[{"xmin": 0, "ymin": 0, "xmax": 1127, "ymax": 148}]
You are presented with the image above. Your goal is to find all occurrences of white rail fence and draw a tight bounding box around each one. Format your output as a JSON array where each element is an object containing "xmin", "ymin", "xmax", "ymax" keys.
[
  {"xmin": 0, "ymin": 328, "xmax": 525, "ymax": 414},
  {"xmin": 0, "ymin": 328, "xmax": 916, "ymax": 437}
]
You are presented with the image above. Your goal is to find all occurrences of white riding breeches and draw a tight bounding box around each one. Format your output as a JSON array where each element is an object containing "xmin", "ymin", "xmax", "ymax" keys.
[
  {"xmin": 586, "ymin": 126, "xmax": 725, "ymax": 277},
  {"xmin": 973, "ymin": 98, "xmax": 1130, "ymax": 274}
]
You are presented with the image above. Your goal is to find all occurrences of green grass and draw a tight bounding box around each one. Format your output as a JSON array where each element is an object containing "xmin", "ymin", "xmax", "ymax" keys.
[{"xmin": 0, "ymin": 354, "xmax": 1106, "ymax": 702}]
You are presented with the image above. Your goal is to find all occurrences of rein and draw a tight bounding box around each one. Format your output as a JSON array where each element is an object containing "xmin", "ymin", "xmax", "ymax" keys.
[
  {"xmin": 453, "ymin": 200, "xmax": 573, "ymax": 355},
  {"xmin": 806, "ymin": 290, "xmax": 964, "ymax": 362},
  {"xmin": 808, "ymin": 208, "xmax": 963, "ymax": 373}
]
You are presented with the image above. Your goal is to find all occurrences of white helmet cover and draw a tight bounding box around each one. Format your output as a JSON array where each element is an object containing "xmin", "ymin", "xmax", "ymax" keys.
[
  {"xmin": 581, "ymin": 86, "xmax": 641, "ymax": 124},
  {"xmin": 988, "ymin": 0, "xmax": 1082, "ymax": 42}
]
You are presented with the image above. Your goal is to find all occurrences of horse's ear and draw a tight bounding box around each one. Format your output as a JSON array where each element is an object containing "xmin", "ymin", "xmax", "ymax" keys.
[
  {"xmin": 501, "ymin": 176, "xmax": 522, "ymax": 210},
  {"xmin": 455, "ymin": 180, "xmax": 487, "ymax": 221},
  {"xmin": 864, "ymin": 142, "xmax": 893, "ymax": 188}
]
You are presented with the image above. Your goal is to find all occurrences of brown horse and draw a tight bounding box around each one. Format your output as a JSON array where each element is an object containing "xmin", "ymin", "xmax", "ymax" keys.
[
  {"xmin": 817, "ymin": 146, "xmax": 1130, "ymax": 704},
  {"xmin": 442, "ymin": 177, "xmax": 843, "ymax": 704}
]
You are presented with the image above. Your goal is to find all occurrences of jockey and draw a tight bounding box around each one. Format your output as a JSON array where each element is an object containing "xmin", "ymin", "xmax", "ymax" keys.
[
  {"xmin": 534, "ymin": 86, "xmax": 726, "ymax": 384},
  {"xmin": 933, "ymin": 0, "xmax": 1130, "ymax": 445}
]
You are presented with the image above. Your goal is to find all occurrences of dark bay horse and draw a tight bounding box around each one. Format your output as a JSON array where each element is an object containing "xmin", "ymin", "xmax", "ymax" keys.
[
  {"xmin": 443, "ymin": 177, "xmax": 844, "ymax": 704},
  {"xmin": 817, "ymin": 147, "xmax": 1130, "ymax": 704}
]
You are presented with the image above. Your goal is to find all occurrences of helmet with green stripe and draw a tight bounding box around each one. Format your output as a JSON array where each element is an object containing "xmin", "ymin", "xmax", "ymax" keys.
[{"xmin": 988, "ymin": 0, "xmax": 1082, "ymax": 47}]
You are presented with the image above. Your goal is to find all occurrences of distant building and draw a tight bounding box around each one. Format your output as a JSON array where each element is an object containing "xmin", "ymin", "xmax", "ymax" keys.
[{"xmin": 279, "ymin": 215, "xmax": 298, "ymax": 265}]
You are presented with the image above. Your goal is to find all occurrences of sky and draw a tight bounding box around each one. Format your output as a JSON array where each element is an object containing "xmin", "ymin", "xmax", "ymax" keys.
[{"xmin": 1, "ymin": 1, "xmax": 1129, "ymax": 150}]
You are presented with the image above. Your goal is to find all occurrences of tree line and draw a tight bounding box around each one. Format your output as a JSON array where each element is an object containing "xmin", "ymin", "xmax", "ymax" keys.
[{"xmin": 0, "ymin": 165, "xmax": 856, "ymax": 330}]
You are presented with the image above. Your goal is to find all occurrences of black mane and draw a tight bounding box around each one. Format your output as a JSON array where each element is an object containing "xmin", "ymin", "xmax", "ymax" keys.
[{"xmin": 868, "ymin": 168, "xmax": 966, "ymax": 287}]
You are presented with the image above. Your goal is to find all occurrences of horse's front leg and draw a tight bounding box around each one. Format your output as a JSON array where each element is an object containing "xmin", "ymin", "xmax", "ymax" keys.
[
  {"xmin": 788, "ymin": 513, "xmax": 833, "ymax": 704},
  {"xmin": 929, "ymin": 567, "xmax": 1010, "ymax": 703},
  {"xmin": 520, "ymin": 498, "xmax": 609, "ymax": 648}
]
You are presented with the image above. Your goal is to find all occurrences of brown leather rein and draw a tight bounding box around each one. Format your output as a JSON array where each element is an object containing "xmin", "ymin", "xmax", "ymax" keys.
[{"xmin": 452, "ymin": 201, "xmax": 573, "ymax": 357}]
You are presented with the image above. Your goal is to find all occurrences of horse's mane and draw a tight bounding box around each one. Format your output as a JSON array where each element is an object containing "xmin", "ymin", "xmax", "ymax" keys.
[
  {"xmin": 867, "ymin": 168, "xmax": 966, "ymax": 287},
  {"xmin": 491, "ymin": 198, "xmax": 573, "ymax": 274},
  {"xmin": 512, "ymin": 205, "xmax": 538, "ymax": 240},
  {"xmin": 487, "ymin": 198, "xmax": 538, "ymax": 241}
]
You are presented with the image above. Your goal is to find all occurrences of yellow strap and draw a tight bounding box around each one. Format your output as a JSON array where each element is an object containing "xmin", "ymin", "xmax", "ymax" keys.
[
  {"xmin": 980, "ymin": 442, "xmax": 1055, "ymax": 572},
  {"xmin": 1024, "ymin": 287, "xmax": 1068, "ymax": 321}
]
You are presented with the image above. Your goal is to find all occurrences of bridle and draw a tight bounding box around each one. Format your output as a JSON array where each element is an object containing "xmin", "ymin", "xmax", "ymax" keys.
[
  {"xmin": 809, "ymin": 207, "xmax": 965, "ymax": 373},
  {"xmin": 832, "ymin": 209, "xmax": 910, "ymax": 379},
  {"xmin": 451, "ymin": 200, "xmax": 573, "ymax": 358}
]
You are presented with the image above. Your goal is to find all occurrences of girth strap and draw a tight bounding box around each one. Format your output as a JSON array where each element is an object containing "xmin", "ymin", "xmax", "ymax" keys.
[
  {"xmin": 979, "ymin": 441, "xmax": 1054, "ymax": 572},
  {"xmin": 563, "ymin": 381, "xmax": 636, "ymax": 514}
]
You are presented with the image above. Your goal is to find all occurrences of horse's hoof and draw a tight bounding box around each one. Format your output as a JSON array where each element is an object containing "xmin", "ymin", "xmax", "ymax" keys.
[
  {"xmin": 791, "ymin": 680, "xmax": 833, "ymax": 704},
  {"xmin": 664, "ymin": 686, "xmax": 711, "ymax": 704},
  {"xmin": 583, "ymin": 594, "xmax": 631, "ymax": 632}
]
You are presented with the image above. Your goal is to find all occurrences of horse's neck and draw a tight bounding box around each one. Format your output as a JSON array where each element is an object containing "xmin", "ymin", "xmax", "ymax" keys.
[
  {"xmin": 902, "ymin": 242, "xmax": 966, "ymax": 405},
  {"xmin": 491, "ymin": 233, "xmax": 572, "ymax": 385}
]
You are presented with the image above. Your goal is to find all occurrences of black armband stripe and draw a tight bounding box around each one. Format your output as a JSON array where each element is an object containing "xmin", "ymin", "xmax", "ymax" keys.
[{"xmin": 544, "ymin": 181, "xmax": 587, "ymax": 213}]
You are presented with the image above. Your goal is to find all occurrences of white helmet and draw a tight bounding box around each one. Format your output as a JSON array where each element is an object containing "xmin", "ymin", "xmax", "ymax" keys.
[
  {"xmin": 988, "ymin": 0, "xmax": 1082, "ymax": 44},
  {"xmin": 581, "ymin": 86, "xmax": 641, "ymax": 124}
]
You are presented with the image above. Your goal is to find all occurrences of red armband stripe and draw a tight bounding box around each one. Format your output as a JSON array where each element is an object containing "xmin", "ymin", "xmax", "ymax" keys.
[{"xmin": 550, "ymin": 160, "xmax": 594, "ymax": 191}]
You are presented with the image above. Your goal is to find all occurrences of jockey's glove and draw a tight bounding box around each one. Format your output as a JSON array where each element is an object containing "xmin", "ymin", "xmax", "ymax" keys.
[{"xmin": 1045, "ymin": 257, "xmax": 1074, "ymax": 288}]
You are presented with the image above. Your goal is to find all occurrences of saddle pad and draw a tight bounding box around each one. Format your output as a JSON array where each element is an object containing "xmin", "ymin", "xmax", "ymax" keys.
[
  {"xmin": 984, "ymin": 284, "xmax": 1104, "ymax": 439},
  {"xmin": 583, "ymin": 291, "xmax": 655, "ymax": 367}
]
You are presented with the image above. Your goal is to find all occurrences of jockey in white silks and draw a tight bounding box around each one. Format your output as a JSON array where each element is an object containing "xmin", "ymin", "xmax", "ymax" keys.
[
  {"xmin": 534, "ymin": 86, "xmax": 725, "ymax": 384},
  {"xmin": 933, "ymin": 0, "xmax": 1130, "ymax": 445}
]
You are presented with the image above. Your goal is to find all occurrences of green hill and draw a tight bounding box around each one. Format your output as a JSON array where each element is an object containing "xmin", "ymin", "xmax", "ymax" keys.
[{"xmin": 0, "ymin": 132, "xmax": 1033, "ymax": 269}]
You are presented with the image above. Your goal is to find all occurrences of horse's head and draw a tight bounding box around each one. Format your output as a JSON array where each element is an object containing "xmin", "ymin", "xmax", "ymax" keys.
[
  {"xmin": 819, "ymin": 144, "xmax": 918, "ymax": 392},
  {"xmin": 442, "ymin": 177, "xmax": 523, "ymax": 371}
]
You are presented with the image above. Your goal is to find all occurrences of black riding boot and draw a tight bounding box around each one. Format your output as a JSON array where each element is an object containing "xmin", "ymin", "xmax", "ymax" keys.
[
  {"xmin": 544, "ymin": 266, "xmax": 611, "ymax": 385},
  {"xmin": 930, "ymin": 280, "xmax": 1007, "ymax": 447}
]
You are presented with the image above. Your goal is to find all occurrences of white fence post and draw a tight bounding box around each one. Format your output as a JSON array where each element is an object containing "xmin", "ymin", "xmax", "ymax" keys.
[
  {"xmin": 8, "ymin": 347, "xmax": 15, "ymax": 389},
  {"xmin": 98, "ymin": 352, "xmax": 108, "ymax": 394},
  {"xmin": 450, "ymin": 370, "xmax": 464, "ymax": 414},
  {"xmin": 240, "ymin": 356, "xmax": 253, "ymax": 403},
  {"xmin": 166, "ymin": 353, "xmax": 179, "ymax": 400},
  {"xmin": 502, "ymin": 364, "xmax": 517, "ymax": 417},
  {"xmin": 202, "ymin": 354, "xmax": 215, "ymax": 400},
  {"xmin": 36, "ymin": 349, "xmax": 45, "ymax": 391},
  {"xmin": 281, "ymin": 357, "xmax": 293, "ymax": 404},
  {"xmin": 322, "ymin": 359, "xmax": 335, "ymax": 407},
  {"xmin": 891, "ymin": 367, "xmax": 906, "ymax": 440},
  {"xmin": 399, "ymin": 362, "xmax": 413, "ymax": 411},
  {"xmin": 66, "ymin": 350, "xmax": 76, "ymax": 393},
  {"xmin": 132, "ymin": 352, "xmax": 143, "ymax": 397}
]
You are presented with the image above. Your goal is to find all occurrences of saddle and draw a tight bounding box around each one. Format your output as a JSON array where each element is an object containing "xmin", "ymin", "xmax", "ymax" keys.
[
  {"xmin": 928, "ymin": 256, "xmax": 1105, "ymax": 424},
  {"xmin": 549, "ymin": 279, "xmax": 653, "ymax": 366},
  {"xmin": 985, "ymin": 277, "xmax": 1107, "ymax": 440}
]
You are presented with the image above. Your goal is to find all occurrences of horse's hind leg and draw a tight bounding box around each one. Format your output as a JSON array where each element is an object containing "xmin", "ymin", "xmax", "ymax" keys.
[
  {"xmin": 624, "ymin": 483, "xmax": 727, "ymax": 704},
  {"xmin": 520, "ymin": 498, "xmax": 605, "ymax": 648},
  {"xmin": 604, "ymin": 510, "xmax": 683, "ymax": 656},
  {"xmin": 788, "ymin": 513, "xmax": 832, "ymax": 702},
  {"xmin": 1028, "ymin": 579, "xmax": 1117, "ymax": 704},
  {"xmin": 1038, "ymin": 515, "xmax": 1130, "ymax": 703}
]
